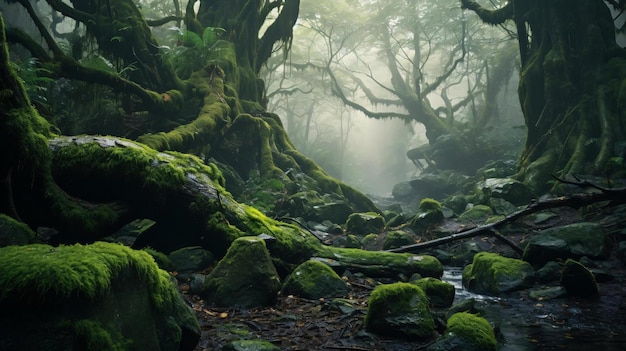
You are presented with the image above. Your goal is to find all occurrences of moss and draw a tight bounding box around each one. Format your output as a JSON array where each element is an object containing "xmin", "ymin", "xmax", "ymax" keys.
[
  {"xmin": 458, "ymin": 205, "xmax": 493, "ymax": 221},
  {"xmin": 142, "ymin": 247, "xmax": 175, "ymax": 271},
  {"xmin": 0, "ymin": 242, "xmax": 176, "ymax": 309},
  {"xmin": 316, "ymin": 247, "xmax": 443, "ymax": 278},
  {"xmin": 346, "ymin": 212, "xmax": 385, "ymax": 235},
  {"xmin": 382, "ymin": 230, "xmax": 415, "ymax": 250},
  {"xmin": 364, "ymin": 282, "xmax": 435, "ymax": 339},
  {"xmin": 463, "ymin": 252, "xmax": 535, "ymax": 295},
  {"xmin": 445, "ymin": 312, "xmax": 496, "ymax": 351}
]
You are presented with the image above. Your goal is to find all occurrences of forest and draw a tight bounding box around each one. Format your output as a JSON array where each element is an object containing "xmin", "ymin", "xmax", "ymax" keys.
[{"xmin": 1, "ymin": 0, "xmax": 626, "ymax": 350}]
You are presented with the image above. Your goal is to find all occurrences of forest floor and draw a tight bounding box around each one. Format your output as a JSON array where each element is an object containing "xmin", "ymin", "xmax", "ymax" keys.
[{"xmin": 182, "ymin": 202, "xmax": 626, "ymax": 351}]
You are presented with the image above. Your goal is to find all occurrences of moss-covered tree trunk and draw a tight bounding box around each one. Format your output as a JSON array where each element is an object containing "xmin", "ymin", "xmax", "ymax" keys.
[{"xmin": 462, "ymin": 0, "xmax": 626, "ymax": 193}]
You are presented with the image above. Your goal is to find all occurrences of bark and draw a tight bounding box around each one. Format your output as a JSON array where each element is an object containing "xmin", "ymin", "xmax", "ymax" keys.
[{"xmin": 462, "ymin": 0, "xmax": 626, "ymax": 193}]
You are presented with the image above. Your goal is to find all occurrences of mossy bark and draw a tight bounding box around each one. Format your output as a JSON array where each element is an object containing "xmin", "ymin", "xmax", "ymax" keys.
[{"xmin": 462, "ymin": 0, "xmax": 626, "ymax": 193}]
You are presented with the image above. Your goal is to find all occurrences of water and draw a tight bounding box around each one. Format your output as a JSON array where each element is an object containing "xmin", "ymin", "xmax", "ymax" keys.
[{"xmin": 442, "ymin": 266, "xmax": 626, "ymax": 350}]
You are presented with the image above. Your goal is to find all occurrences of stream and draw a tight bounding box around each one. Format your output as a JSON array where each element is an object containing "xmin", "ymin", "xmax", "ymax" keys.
[{"xmin": 442, "ymin": 266, "xmax": 626, "ymax": 350}]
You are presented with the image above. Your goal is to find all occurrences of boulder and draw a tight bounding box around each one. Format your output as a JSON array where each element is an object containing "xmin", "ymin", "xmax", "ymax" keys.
[
  {"xmin": 282, "ymin": 260, "xmax": 349, "ymax": 299},
  {"xmin": 364, "ymin": 282, "xmax": 435, "ymax": 340},
  {"xmin": 427, "ymin": 312, "xmax": 497, "ymax": 351},
  {"xmin": 411, "ymin": 277, "xmax": 455, "ymax": 308},
  {"xmin": 522, "ymin": 222, "xmax": 611, "ymax": 266},
  {"xmin": 345, "ymin": 212, "xmax": 385, "ymax": 235},
  {"xmin": 477, "ymin": 177, "xmax": 533, "ymax": 206},
  {"xmin": 0, "ymin": 242, "xmax": 200, "ymax": 350},
  {"xmin": 383, "ymin": 230, "xmax": 416, "ymax": 250},
  {"xmin": 560, "ymin": 259, "xmax": 598, "ymax": 297},
  {"xmin": 200, "ymin": 237, "xmax": 281, "ymax": 308},
  {"xmin": 458, "ymin": 205, "xmax": 493, "ymax": 222},
  {"xmin": 409, "ymin": 198, "xmax": 444, "ymax": 233},
  {"xmin": 168, "ymin": 246, "xmax": 214, "ymax": 274},
  {"xmin": 462, "ymin": 252, "xmax": 535, "ymax": 295}
]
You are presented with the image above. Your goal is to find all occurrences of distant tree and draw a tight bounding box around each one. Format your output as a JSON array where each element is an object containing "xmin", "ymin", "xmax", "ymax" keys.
[{"xmin": 462, "ymin": 0, "xmax": 626, "ymax": 192}]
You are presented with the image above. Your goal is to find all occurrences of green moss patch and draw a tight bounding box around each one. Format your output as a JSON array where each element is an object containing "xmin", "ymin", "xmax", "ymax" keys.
[
  {"xmin": 463, "ymin": 252, "xmax": 535, "ymax": 295},
  {"xmin": 445, "ymin": 312, "xmax": 496, "ymax": 351},
  {"xmin": 282, "ymin": 260, "xmax": 349, "ymax": 299}
]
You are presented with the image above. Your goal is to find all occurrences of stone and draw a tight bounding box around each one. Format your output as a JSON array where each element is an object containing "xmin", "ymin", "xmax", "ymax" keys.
[
  {"xmin": 560, "ymin": 259, "xmax": 598, "ymax": 297},
  {"xmin": 427, "ymin": 312, "xmax": 496, "ymax": 351},
  {"xmin": 0, "ymin": 242, "xmax": 199, "ymax": 350},
  {"xmin": 477, "ymin": 177, "xmax": 533, "ymax": 206},
  {"xmin": 383, "ymin": 230, "xmax": 416, "ymax": 250},
  {"xmin": 522, "ymin": 222, "xmax": 611, "ymax": 266},
  {"xmin": 168, "ymin": 246, "xmax": 214, "ymax": 273},
  {"xmin": 345, "ymin": 212, "xmax": 385, "ymax": 235},
  {"xmin": 462, "ymin": 252, "xmax": 535, "ymax": 295},
  {"xmin": 364, "ymin": 282, "xmax": 435, "ymax": 340},
  {"xmin": 458, "ymin": 204, "xmax": 493, "ymax": 222},
  {"xmin": 200, "ymin": 237, "xmax": 281, "ymax": 308},
  {"xmin": 535, "ymin": 261, "xmax": 562, "ymax": 283},
  {"xmin": 282, "ymin": 260, "xmax": 349, "ymax": 299}
]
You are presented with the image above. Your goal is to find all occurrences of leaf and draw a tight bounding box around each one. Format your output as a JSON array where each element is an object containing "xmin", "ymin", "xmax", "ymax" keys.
[{"xmin": 182, "ymin": 30, "xmax": 203, "ymax": 48}]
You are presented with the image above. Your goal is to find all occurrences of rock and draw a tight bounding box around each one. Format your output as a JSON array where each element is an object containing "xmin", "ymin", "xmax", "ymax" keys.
[
  {"xmin": 345, "ymin": 212, "xmax": 385, "ymax": 235},
  {"xmin": 361, "ymin": 233, "xmax": 379, "ymax": 249},
  {"xmin": 169, "ymin": 246, "xmax": 214, "ymax": 274},
  {"xmin": 310, "ymin": 202, "xmax": 354, "ymax": 225},
  {"xmin": 535, "ymin": 261, "xmax": 562, "ymax": 283},
  {"xmin": 200, "ymin": 237, "xmax": 281, "ymax": 308},
  {"xmin": 392, "ymin": 181, "xmax": 418, "ymax": 200},
  {"xmin": 222, "ymin": 339, "xmax": 279, "ymax": 351},
  {"xmin": 477, "ymin": 177, "xmax": 533, "ymax": 206},
  {"xmin": 489, "ymin": 197, "xmax": 518, "ymax": 215},
  {"xmin": 143, "ymin": 247, "xmax": 176, "ymax": 271},
  {"xmin": 409, "ymin": 198, "xmax": 444, "ymax": 233},
  {"xmin": 427, "ymin": 312, "xmax": 497, "ymax": 351},
  {"xmin": 458, "ymin": 204, "xmax": 494, "ymax": 222},
  {"xmin": 0, "ymin": 214, "xmax": 35, "ymax": 247},
  {"xmin": 522, "ymin": 222, "xmax": 611, "ymax": 266},
  {"xmin": 560, "ymin": 259, "xmax": 598, "ymax": 297},
  {"xmin": 443, "ymin": 195, "xmax": 468, "ymax": 215},
  {"xmin": 383, "ymin": 230, "xmax": 416, "ymax": 250},
  {"xmin": 282, "ymin": 260, "xmax": 349, "ymax": 299},
  {"xmin": 409, "ymin": 172, "xmax": 463, "ymax": 198},
  {"xmin": 412, "ymin": 277, "xmax": 455, "ymax": 308},
  {"xmin": 445, "ymin": 298, "xmax": 479, "ymax": 319},
  {"xmin": 364, "ymin": 282, "xmax": 435, "ymax": 340},
  {"xmin": 462, "ymin": 252, "xmax": 535, "ymax": 295},
  {"xmin": 529, "ymin": 286, "xmax": 567, "ymax": 300},
  {"xmin": 0, "ymin": 242, "xmax": 200, "ymax": 350}
]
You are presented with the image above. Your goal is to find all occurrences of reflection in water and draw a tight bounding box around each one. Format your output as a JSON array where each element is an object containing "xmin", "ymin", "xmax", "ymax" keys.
[{"xmin": 442, "ymin": 266, "xmax": 626, "ymax": 351}]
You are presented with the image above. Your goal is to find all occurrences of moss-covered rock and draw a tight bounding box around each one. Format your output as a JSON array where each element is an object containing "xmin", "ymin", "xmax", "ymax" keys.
[
  {"xmin": 412, "ymin": 277, "xmax": 455, "ymax": 308},
  {"xmin": 427, "ymin": 312, "xmax": 496, "ymax": 351},
  {"xmin": 282, "ymin": 260, "xmax": 349, "ymax": 299},
  {"xmin": 345, "ymin": 212, "xmax": 385, "ymax": 235},
  {"xmin": 409, "ymin": 198, "xmax": 444, "ymax": 233},
  {"xmin": 462, "ymin": 252, "xmax": 535, "ymax": 295},
  {"xmin": 522, "ymin": 222, "xmax": 611, "ymax": 266},
  {"xmin": 477, "ymin": 177, "xmax": 533, "ymax": 206},
  {"xmin": 458, "ymin": 204, "xmax": 493, "ymax": 222},
  {"xmin": 560, "ymin": 259, "xmax": 598, "ymax": 297},
  {"xmin": 200, "ymin": 237, "xmax": 281, "ymax": 308},
  {"xmin": 222, "ymin": 339, "xmax": 280, "ymax": 351},
  {"xmin": 0, "ymin": 242, "xmax": 199, "ymax": 350},
  {"xmin": 168, "ymin": 246, "xmax": 215, "ymax": 274},
  {"xmin": 364, "ymin": 282, "xmax": 435, "ymax": 340},
  {"xmin": 0, "ymin": 213, "xmax": 36, "ymax": 247},
  {"xmin": 383, "ymin": 230, "xmax": 416, "ymax": 250}
]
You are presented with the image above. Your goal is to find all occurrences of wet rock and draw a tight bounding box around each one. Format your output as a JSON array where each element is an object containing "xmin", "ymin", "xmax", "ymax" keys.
[
  {"xmin": 345, "ymin": 212, "xmax": 385, "ymax": 235},
  {"xmin": 409, "ymin": 198, "xmax": 444, "ymax": 233},
  {"xmin": 0, "ymin": 242, "xmax": 200, "ymax": 350},
  {"xmin": 560, "ymin": 259, "xmax": 598, "ymax": 297},
  {"xmin": 310, "ymin": 202, "xmax": 354, "ymax": 225},
  {"xmin": 392, "ymin": 181, "xmax": 418, "ymax": 200},
  {"xmin": 522, "ymin": 222, "xmax": 611, "ymax": 266},
  {"xmin": 489, "ymin": 197, "xmax": 518, "ymax": 215},
  {"xmin": 462, "ymin": 252, "xmax": 535, "ymax": 295},
  {"xmin": 169, "ymin": 246, "xmax": 214, "ymax": 274},
  {"xmin": 412, "ymin": 277, "xmax": 455, "ymax": 308},
  {"xmin": 477, "ymin": 177, "xmax": 533, "ymax": 206},
  {"xmin": 529, "ymin": 286, "xmax": 568, "ymax": 300},
  {"xmin": 364, "ymin": 282, "xmax": 436, "ymax": 340},
  {"xmin": 445, "ymin": 298, "xmax": 479, "ymax": 319},
  {"xmin": 443, "ymin": 195, "xmax": 468, "ymax": 215},
  {"xmin": 200, "ymin": 237, "xmax": 281, "ymax": 308},
  {"xmin": 427, "ymin": 312, "xmax": 496, "ymax": 351},
  {"xmin": 331, "ymin": 234, "xmax": 362, "ymax": 249},
  {"xmin": 409, "ymin": 171, "xmax": 465, "ymax": 198},
  {"xmin": 282, "ymin": 260, "xmax": 349, "ymax": 299},
  {"xmin": 222, "ymin": 339, "xmax": 279, "ymax": 351}
]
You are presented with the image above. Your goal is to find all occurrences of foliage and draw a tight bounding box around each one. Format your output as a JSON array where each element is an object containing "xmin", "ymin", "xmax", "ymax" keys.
[
  {"xmin": 11, "ymin": 58, "xmax": 54, "ymax": 114},
  {"xmin": 166, "ymin": 27, "xmax": 226, "ymax": 79}
]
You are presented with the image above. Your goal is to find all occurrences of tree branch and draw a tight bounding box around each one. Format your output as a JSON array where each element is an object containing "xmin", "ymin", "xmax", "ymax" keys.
[{"xmin": 460, "ymin": 0, "xmax": 515, "ymax": 25}]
